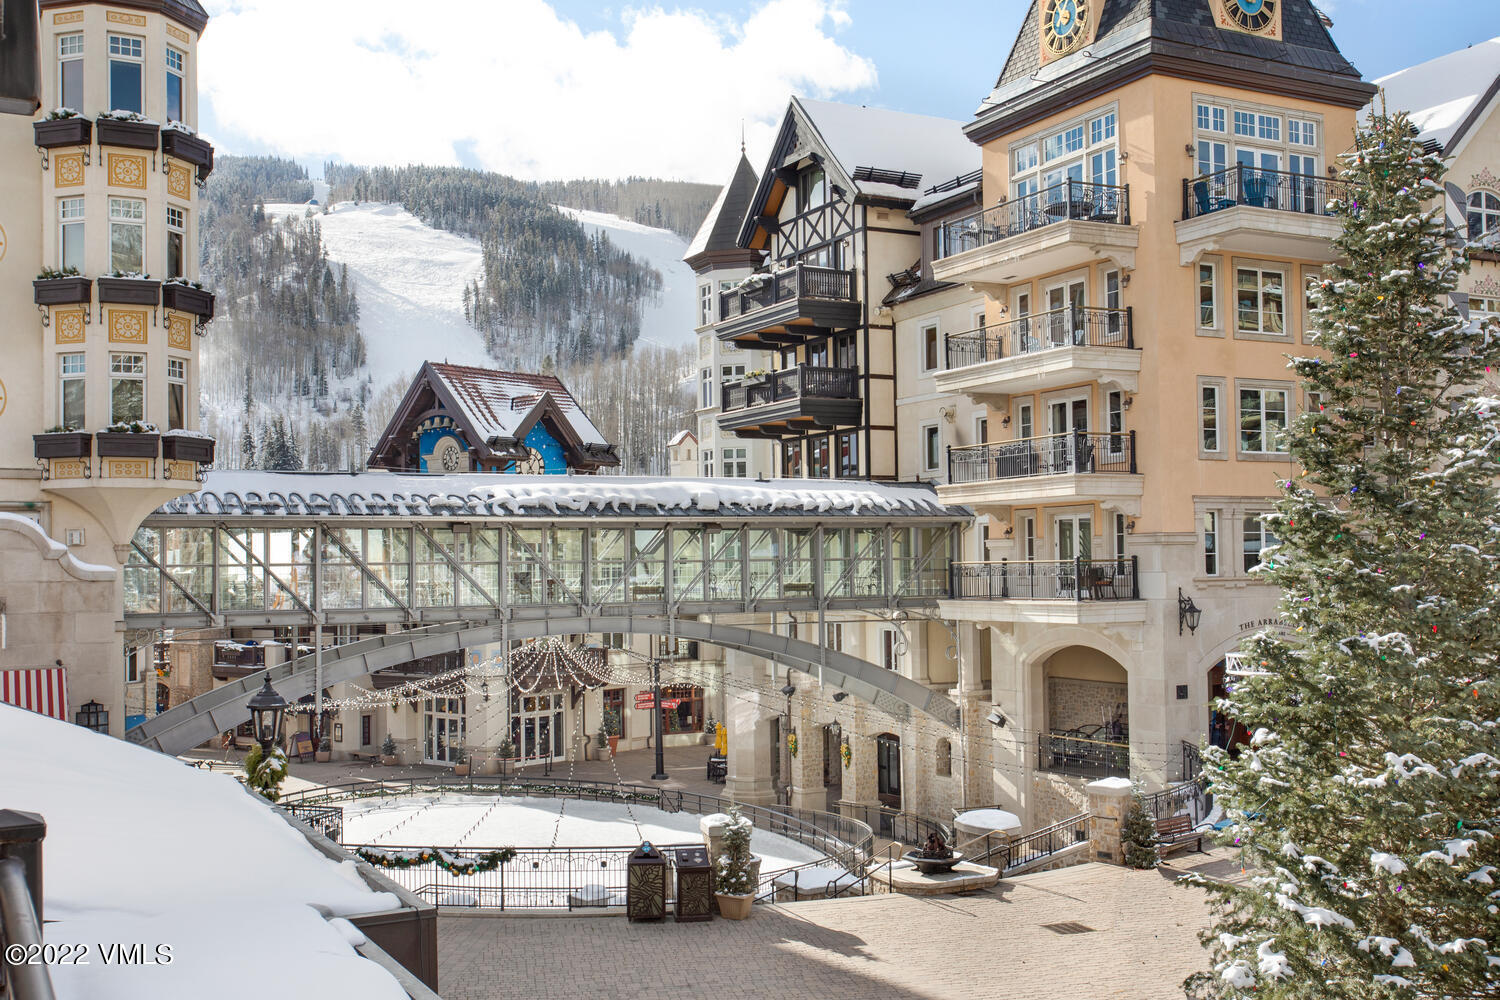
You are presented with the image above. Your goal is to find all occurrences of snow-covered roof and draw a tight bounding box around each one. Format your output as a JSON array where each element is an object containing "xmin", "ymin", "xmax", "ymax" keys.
[
  {"xmin": 796, "ymin": 98, "xmax": 978, "ymax": 203},
  {"xmin": 908, "ymin": 179, "xmax": 980, "ymax": 217},
  {"xmin": 667, "ymin": 429, "xmax": 696, "ymax": 447},
  {"xmin": 430, "ymin": 363, "xmax": 608, "ymax": 449},
  {"xmin": 0, "ymin": 704, "xmax": 407, "ymax": 1000},
  {"xmin": 153, "ymin": 470, "xmax": 967, "ymax": 520},
  {"xmin": 684, "ymin": 154, "xmax": 760, "ymax": 267},
  {"xmin": 1374, "ymin": 37, "xmax": 1500, "ymax": 151}
]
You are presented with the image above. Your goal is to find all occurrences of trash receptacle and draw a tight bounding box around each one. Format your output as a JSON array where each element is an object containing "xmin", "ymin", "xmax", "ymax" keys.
[
  {"xmin": 673, "ymin": 846, "xmax": 713, "ymax": 922},
  {"xmin": 626, "ymin": 841, "xmax": 666, "ymax": 922}
]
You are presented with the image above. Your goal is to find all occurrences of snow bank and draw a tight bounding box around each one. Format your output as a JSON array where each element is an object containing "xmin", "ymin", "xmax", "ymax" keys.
[{"xmin": 0, "ymin": 704, "xmax": 406, "ymax": 1000}]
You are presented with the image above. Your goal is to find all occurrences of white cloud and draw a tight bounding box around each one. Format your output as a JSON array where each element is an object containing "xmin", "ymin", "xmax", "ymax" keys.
[{"xmin": 198, "ymin": 0, "xmax": 878, "ymax": 182}]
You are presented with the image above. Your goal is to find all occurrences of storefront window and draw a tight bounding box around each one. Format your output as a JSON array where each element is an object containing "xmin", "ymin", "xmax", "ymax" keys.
[{"xmin": 659, "ymin": 684, "xmax": 704, "ymax": 734}]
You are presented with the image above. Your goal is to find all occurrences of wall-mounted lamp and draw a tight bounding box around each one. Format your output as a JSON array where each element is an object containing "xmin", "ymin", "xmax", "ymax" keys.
[
  {"xmin": 1126, "ymin": 520, "xmax": 1136, "ymax": 534},
  {"xmin": 1178, "ymin": 587, "xmax": 1203, "ymax": 636},
  {"xmin": 1003, "ymin": 526, "xmax": 1014, "ymax": 537},
  {"xmin": 1184, "ymin": 143, "xmax": 1195, "ymax": 156},
  {"xmin": 1001, "ymin": 414, "xmax": 1011, "ymax": 427},
  {"xmin": 985, "ymin": 709, "xmax": 1007, "ymax": 728},
  {"xmin": 1122, "ymin": 394, "xmax": 1135, "ymax": 410}
]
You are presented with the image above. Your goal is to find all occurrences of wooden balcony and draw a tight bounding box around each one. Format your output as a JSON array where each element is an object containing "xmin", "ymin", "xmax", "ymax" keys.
[
  {"xmin": 718, "ymin": 365, "xmax": 861, "ymax": 439},
  {"xmin": 716, "ymin": 264, "xmax": 860, "ymax": 349},
  {"xmin": 1176, "ymin": 164, "xmax": 1350, "ymax": 265},
  {"xmin": 935, "ymin": 306, "xmax": 1140, "ymax": 401}
]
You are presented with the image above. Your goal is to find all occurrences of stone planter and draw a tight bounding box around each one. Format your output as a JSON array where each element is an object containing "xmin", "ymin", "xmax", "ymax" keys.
[
  {"xmin": 161, "ymin": 282, "xmax": 215, "ymax": 319},
  {"xmin": 95, "ymin": 432, "xmax": 159, "ymax": 459},
  {"xmin": 97, "ymin": 276, "xmax": 161, "ymax": 306},
  {"xmin": 95, "ymin": 116, "xmax": 159, "ymax": 150},
  {"xmin": 33, "ymin": 276, "xmax": 91, "ymax": 306},
  {"xmin": 160, "ymin": 434, "xmax": 215, "ymax": 464},
  {"xmin": 33, "ymin": 432, "xmax": 91, "ymax": 460},
  {"xmin": 453, "ymin": 763, "xmax": 470, "ymax": 777},
  {"xmin": 314, "ymin": 750, "xmax": 331, "ymax": 763},
  {"xmin": 34, "ymin": 117, "xmax": 92, "ymax": 148},
  {"xmin": 160, "ymin": 128, "xmax": 214, "ymax": 180},
  {"xmin": 714, "ymin": 892, "xmax": 753, "ymax": 920},
  {"xmin": 903, "ymin": 850, "xmax": 965, "ymax": 875}
]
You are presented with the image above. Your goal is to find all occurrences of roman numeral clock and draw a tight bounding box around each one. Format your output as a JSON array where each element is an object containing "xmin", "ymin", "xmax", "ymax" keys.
[
  {"xmin": 1214, "ymin": 0, "xmax": 1280, "ymax": 37},
  {"xmin": 1041, "ymin": 0, "xmax": 1091, "ymax": 59}
]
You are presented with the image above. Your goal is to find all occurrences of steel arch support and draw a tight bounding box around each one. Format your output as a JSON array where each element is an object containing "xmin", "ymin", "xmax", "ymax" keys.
[{"xmin": 127, "ymin": 616, "xmax": 960, "ymax": 755}]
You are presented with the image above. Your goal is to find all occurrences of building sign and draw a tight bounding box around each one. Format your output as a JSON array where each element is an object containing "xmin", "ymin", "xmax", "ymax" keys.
[{"xmin": 634, "ymin": 692, "xmax": 656, "ymax": 710}]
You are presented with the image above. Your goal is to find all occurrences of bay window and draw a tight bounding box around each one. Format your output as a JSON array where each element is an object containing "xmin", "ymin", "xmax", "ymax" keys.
[
  {"xmin": 109, "ymin": 198, "xmax": 145, "ymax": 274},
  {"xmin": 110, "ymin": 353, "xmax": 145, "ymax": 424},
  {"xmin": 108, "ymin": 34, "xmax": 143, "ymax": 114},
  {"xmin": 59, "ymin": 197, "xmax": 85, "ymax": 272},
  {"xmin": 59, "ymin": 354, "xmax": 86, "ymax": 430},
  {"xmin": 167, "ymin": 357, "xmax": 186, "ymax": 430},
  {"xmin": 58, "ymin": 34, "xmax": 83, "ymax": 110},
  {"xmin": 165, "ymin": 47, "xmax": 185, "ymax": 123}
]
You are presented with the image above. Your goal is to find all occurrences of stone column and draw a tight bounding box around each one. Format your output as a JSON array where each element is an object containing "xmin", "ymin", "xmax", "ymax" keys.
[
  {"xmin": 725, "ymin": 650, "xmax": 775, "ymax": 805},
  {"xmin": 789, "ymin": 680, "xmax": 827, "ymax": 812},
  {"xmin": 1085, "ymin": 776, "xmax": 1133, "ymax": 865}
]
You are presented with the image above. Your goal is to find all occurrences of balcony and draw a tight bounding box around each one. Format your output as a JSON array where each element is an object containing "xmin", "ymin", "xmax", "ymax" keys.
[
  {"xmin": 1176, "ymin": 165, "xmax": 1351, "ymax": 265},
  {"xmin": 931, "ymin": 181, "xmax": 1136, "ymax": 290},
  {"xmin": 716, "ymin": 264, "xmax": 860, "ymax": 348},
  {"xmin": 34, "ymin": 430, "xmax": 214, "ymax": 484},
  {"xmin": 938, "ymin": 432, "xmax": 1142, "ymax": 509},
  {"xmin": 934, "ymin": 306, "xmax": 1140, "ymax": 401},
  {"xmin": 1039, "ymin": 730, "xmax": 1129, "ymax": 779},
  {"xmin": 718, "ymin": 365, "xmax": 861, "ymax": 438},
  {"xmin": 941, "ymin": 558, "xmax": 1147, "ymax": 626}
]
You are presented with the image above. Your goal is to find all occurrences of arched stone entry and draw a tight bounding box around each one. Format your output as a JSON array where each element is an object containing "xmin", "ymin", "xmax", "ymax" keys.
[
  {"xmin": 1207, "ymin": 660, "xmax": 1249, "ymax": 752},
  {"xmin": 876, "ymin": 732, "xmax": 902, "ymax": 809},
  {"xmin": 1040, "ymin": 644, "xmax": 1128, "ymax": 778}
]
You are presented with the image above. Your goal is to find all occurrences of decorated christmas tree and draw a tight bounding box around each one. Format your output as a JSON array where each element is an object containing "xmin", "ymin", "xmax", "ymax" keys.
[{"xmin": 1190, "ymin": 106, "xmax": 1500, "ymax": 997}]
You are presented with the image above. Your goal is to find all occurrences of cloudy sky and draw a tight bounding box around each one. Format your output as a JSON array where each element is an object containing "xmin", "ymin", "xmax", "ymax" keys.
[{"xmin": 199, "ymin": 0, "xmax": 1496, "ymax": 185}]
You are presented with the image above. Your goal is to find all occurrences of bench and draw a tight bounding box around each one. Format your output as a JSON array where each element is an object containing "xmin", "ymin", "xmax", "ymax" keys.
[{"xmin": 1155, "ymin": 815, "xmax": 1205, "ymax": 857}]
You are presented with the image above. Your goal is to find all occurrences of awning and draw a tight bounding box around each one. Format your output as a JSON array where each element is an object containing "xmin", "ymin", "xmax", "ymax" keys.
[{"xmin": 1, "ymin": 668, "xmax": 69, "ymax": 721}]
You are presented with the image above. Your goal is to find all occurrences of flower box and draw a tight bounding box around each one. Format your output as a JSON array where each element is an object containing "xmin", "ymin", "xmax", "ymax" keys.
[
  {"xmin": 160, "ymin": 434, "xmax": 215, "ymax": 463},
  {"xmin": 33, "ymin": 432, "xmax": 92, "ymax": 460},
  {"xmin": 34, "ymin": 117, "xmax": 92, "ymax": 149},
  {"xmin": 33, "ymin": 276, "xmax": 92, "ymax": 306},
  {"xmin": 161, "ymin": 282, "xmax": 215, "ymax": 319},
  {"xmin": 97, "ymin": 276, "xmax": 161, "ymax": 306},
  {"xmin": 160, "ymin": 129, "xmax": 214, "ymax": 180},
  {"xmin": 95, "ymin": 116, "xmax": 159, "ymax": 150},
  {"xmin": 95, "ymin": 432, "xmax": 159, "ymax": 459}
]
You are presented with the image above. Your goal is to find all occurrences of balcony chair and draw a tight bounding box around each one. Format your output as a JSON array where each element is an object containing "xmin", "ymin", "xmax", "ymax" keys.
[
  {"xmin": 1243, "ymin": 174, "xmax": 1270, "ymax": 208},
  {"xmin": 1192, "ymin": 180, "xmax": 1233, "ymax": 217}
]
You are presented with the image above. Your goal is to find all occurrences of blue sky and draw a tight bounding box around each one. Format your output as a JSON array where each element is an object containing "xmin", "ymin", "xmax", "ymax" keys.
[{"xmin": 200, "ymin": 0, "xmax": 1499, "ymax": 183}]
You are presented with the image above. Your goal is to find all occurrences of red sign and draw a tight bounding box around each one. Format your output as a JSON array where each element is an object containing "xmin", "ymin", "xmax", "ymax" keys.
[
  {"xmin": 660, "ymin": 699, "xmax": 682, "ymax": 710},
  {"xmin": 634, "ymin": 693, "xmax": 656, "ymax": 709}
]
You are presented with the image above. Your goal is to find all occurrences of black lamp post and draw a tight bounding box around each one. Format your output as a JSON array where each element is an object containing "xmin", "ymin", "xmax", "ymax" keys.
[
  {"xmin": 650, "ymin": 656, "xmax": 668, "ymax": 781},
  {"xmin": 1177, "ymin": 587, "xmax": 1203, "ymax": 636},
  {"xmin": 246, "ymin": 675, "xmax": 289, "ymax": 754}
]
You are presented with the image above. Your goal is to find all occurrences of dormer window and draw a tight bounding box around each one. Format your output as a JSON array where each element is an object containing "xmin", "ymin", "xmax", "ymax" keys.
[{"xmin": 800, "ymin": 168, "xmax": 827, "ymax": 211}]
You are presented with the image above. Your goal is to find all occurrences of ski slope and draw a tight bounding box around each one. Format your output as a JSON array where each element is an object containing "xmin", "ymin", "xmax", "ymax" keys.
[{"xmin": 557, "ymin": 206, "xmax": 696, "ymax": 349}]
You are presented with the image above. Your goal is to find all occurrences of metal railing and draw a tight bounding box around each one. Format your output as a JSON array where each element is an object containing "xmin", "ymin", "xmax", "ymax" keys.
[
  {"xmin": 721, "ymin": 365, "xmax": 860, "ymax": 412},
  {"xmin": 1182, "ymin": 164, "xmax": 1351, "ymax": 220},
  {"xmin": 1038, "ymin": 731, "xmax": 1130, "ymax": 778},
  {"xmin": 939, "ymin": 179, "xmax": 1131, "ymax": 259},
  {"xmin": 0, "ymin": 858, "xmax": 55, "ymax": 1000},
  {"xmin": 1141, "ymin": 776, "xmax": 1210, "ymax": 826},
  {"xmin": 968, "ymin": 812, "xmax": 1091, "ymax": 871},
  {"xmin": 944, "ymin": 307, "xmax": 1134, "ymax": 369},
  {"xmin": 283, "ymin": 802, "xmax": 344, "ymax": 842},
  {"xmin": 833, "ymin": 801, "xmax": 952, "ymax": 847},
  {"xmin": 1180, "ymin": 741, "xmax": 1204, "ymax": 783},
  {"xmin": 719, "ymin": 263, "xmax": 856, "ymax": 320},
  {"xmin": 948, "ymin": 431, "xmax": 1136, "ymax": 484},
  {"xmin": 950, "ymin": 558, "xmax": 1140, "ymax": 602}
]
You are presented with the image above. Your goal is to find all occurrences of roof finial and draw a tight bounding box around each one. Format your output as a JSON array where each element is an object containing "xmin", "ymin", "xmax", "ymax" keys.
[{"xmin": 740, "ymin": 119, "xmax": 746, "ymax": 154}]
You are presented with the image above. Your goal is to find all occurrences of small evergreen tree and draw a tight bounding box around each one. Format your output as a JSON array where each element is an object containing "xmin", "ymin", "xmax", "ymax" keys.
[
  {"xmin": 714, "ymin": 805, "xmax": 756, "ymax": 897},
  {"xmin": 1191, "ymin": 107, "xmax": 1500, "ymax": 998},
  {"xmin": 243, "ymin": 742, "xmax": 287, "ymax": 802},
  {"xmin": 1121, "ymin": 794, "xmax": 1159, "ymax": 869}
]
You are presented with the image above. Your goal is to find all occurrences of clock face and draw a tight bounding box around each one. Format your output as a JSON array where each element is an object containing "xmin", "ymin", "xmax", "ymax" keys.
[
  {"xmin": 517, "ymin": 447, "xmax": 546, "ymax": 475},
  {"xmin": 1227, "ymin": 0, "xmax": 1275, "ymax": 32},
  {"xmin": 1042, "ymin": 0, "xmax": 1089, "ymax": 55},
  {"xmin": 437, "ymin": 438, "xmax": 463, "ymax": 472}
]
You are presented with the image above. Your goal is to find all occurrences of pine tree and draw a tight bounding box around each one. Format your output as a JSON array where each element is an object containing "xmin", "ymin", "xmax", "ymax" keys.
[
  {"xmin": 242, "ymin": 367, "xmax": 254, "ymax": 416},
  {"xmin": 1191, "ymin": 108, "xmax": 1500, "ymax": 998},
  {"xmin": 239, "ymin": 422, "xmax": 256, "ymax": 468},
  {"xmin": 1121, "ymin": 794, "xmax": 1159, "ymax": 869}
]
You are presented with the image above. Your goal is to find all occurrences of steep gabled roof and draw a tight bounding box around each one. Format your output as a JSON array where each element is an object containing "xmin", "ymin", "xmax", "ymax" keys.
[
  {"xmin": 1374, "ymin": 37, "xmax": 1500, "ymax": 154},
  {"xmin": 684, "ymin": 154, "xmax": 761, "ymax": 271}
]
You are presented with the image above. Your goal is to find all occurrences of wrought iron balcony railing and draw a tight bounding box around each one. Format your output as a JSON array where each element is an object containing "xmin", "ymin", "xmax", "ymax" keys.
[
  {"xmin": 1182, "ymin": 164, "xmax": 1351, "ymax": 220},
  {"xmin": 1039, "ymin": 730, "xmax": 1130, "ymax": 778},
  {"xmin": 718, "ymin": 263, "xmax": 856, "ymax": 321},
  {"xmin": 721, "ymin": 365, "xmax": 859, "ymax": 412},
  {"xmin": 947, "ymin": 431, "xmax": 1136, "ymax": 484},
  {"xmin": 950, "ymin": 557, "xmax": 1139, "ymax": 602},
  {"xmin": 938, "ymin": 180, "xmax": 1131, "ymax": 260},
  {"xmin": 944, "ymin": 307, "xmax": 1134, "ymax": 369}
]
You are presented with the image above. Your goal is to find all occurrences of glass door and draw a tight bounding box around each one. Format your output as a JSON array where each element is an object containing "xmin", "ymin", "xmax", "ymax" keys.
[
  {"xmin": 1045, "ymin": 280, "xmax": 1086, "ymax": 346},
  {"xmin": 1012, "ymin": 290, "xmax": 1034, "ymax": 354},
  {"xmin": 1048, "ymin": 396, "xmax": 1089, "ymax": 471},
  {"xmin": 511, "ymin": 691, "xmax": 565, "ymax": 762},
  {"xmin": 423, "ymin": 697, "xmax": 467, "ymax": 764},
  {"xmin": 1055, "ymin": 514, "xmax": 1093, "ymax": 598},
  {"xmin": 876, "ymin": 733, "xmax": 902, "ymax": 809},
  {"xmin": 1236, "ymin": 148, "xmax": 1281, "ymax": 207}
]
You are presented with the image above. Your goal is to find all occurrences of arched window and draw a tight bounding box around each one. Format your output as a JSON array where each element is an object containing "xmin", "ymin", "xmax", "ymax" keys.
[
  {"xmin": 1468, "ymin": 190, "xmax": 1500, "ymax": 240},
  {"xmin": 935, "ymin": 737, "xmax": 952, "ymax": 777}
]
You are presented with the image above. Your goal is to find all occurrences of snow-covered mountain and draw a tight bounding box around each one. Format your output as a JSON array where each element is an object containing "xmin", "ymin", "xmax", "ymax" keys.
[{"xmin": 555, "ymin": 207, "xmax": 696, "ymax": 350}]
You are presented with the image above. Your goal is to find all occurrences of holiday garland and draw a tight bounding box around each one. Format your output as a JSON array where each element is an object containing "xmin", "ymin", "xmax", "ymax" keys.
[
  {"xmin": 357, "ymin": 845, "xmax": 517, "ymax": 876},
  {"xmin": 840, "ymin": 740, "xmax": 852, "ymax": 769},
  {"xmin": 787, "ymin": 731, "xmax": 798, "ymax": 757}
]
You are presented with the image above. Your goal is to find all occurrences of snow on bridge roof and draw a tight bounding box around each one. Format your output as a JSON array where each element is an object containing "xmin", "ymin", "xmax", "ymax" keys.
[{"xmin": 153, "ymin": 470, "xmax": 967, "ymax": 520}]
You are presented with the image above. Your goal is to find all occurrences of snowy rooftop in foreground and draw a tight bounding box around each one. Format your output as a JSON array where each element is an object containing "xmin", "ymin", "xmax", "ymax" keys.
[
  {"xmin": 1373, "ymin": 36, "xmax": 1500, "ymax": 148},
  {"xmin": 154, "ymin": 470, "xmax": 966, "ymax": 519},
  {"xmin": 0, "ymin": 704, "xmax": 406, "ymax": 1000}
]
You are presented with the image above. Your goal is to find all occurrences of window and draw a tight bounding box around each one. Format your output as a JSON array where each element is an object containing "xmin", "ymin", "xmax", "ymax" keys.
[
  {"xmin": 361, "ymin": 714, "xmax": 372, "ymax": 747},
  {"xmin": 1113, "ymin": 513, "xmax": 1127, "ymax": 559},
  {"xmin": 1236, "ymin": 267, "xmax": 1285, "ymax": 334},
  {"xmin": 166, "ymin": 205, "xmax": 185, "ymax": 280},
  {"xmin": 974, "ymin": 415, "xmax": 988, "ymax": 444},
  {"xmin": 58, "ymin": 34, "xmax": 83, "ymax": 110},
  {"xmin": 722, "ymin": 447, "xmax": 748, "ymax": 478},
  {"xmin": 700, "ymin": 369, "xmax": 711, "ymax": 408},
  {"xmin": 782, "ymin": 439, "xmax": 802, "ymax": 478},
  {"xmin": 167, "ymin": 357, "xmax": 186, "ymax": 431},
  {"xmin": 1104, "ymin": 269, "xmax": 1123, "ymax": 338},
  {"xmin": 921, "ymin": 424, "xmax": 940, "ymax": 472},
  {"xmin": 1468, "ymin": 191, "xmax": 1500, "ymax": 240},
  {"xmin": 1089, "ymin": 147, "xmax": 1117, "ymax": 187},
  {"xmin": 823, "ymin": 622, "xmax": 843, "ymax": 651},
  {"xmin": 809, "ymin": 436, "xmax": 830, "ymax": 478},
  {"xmin": 1203, "ymin": 511, "xmax": 1219, "ymax": 576},
  {"xmin": 108, "ymin": 34, "xmax": 144, "ymax": 114},
  {"xmin": 1289, "ymin": 118, "xmax": 1317, "ymax": 147},
  {"xmin": 700, "ymin": 449, "xmax": 713, "ymax": 477},
  {"xmin": 1233, "ymin": 110, "xmax": 1256, "ymax": 137},
  {"xmin": 921, "ymin": 323, "xmax": 939, "ymax": 372},
  {"xmin": 1016, "ymin": 401, "xmax": 1033, "ymax": 441},
  {"xmin": 165, "ymin": 47, "xmax": 185, "ymax": 123},
  {"xmin": 1106, "ymin": 390, "xmax": 1124, "ymax": 453},
  {"xmin": 59, "ymin": 353, "xmax": 86, "ymax": 430},
  {"xmin": 1197, "ymin": 139, "xmax": 1227, "ymax": 177},
  {"xmin": 1198, "ymin": 262, "xmax": 1217, "ymax": 328},
  {"xmin": 1239, "ymin": 386, "xmax": 1290, "ymax": 453},
  {"xmin": 720, "ymin": 363, "xmax": 745, "ymax": 384},
  {"xmin": 1089, "ymin": 111, "xmax": 1116, "ymax": 144},
  {"xmin": 880, "ymin": 629, "xmax": 900, "ymax": 671},
  {"xmin": 800, "ymin": 168, "xmax": 827, "ymax": 211},
  {"xmin": 1243, "ymin": 516, "xmax": 1279, "ymax": 573},
  {"xmin": 59, "ymin": 197, "xmax": 85, "ymax": 273},
  {"xmin": 1200, "ymin": 382, "xmax": 1222, "ymax": 452},
  {"xmin": 833, "ymin": 333, "xmax": 857, "ymax": 369},
  {"xmin": 1196, "ymin": 102, "xmax": 1226, "ymax": 133},
  {"xmin": 1012, "ymin": 105, "xmax": 1118, "ymax": 203},
  {"xmin": 604, "ymin": 688, "xmax": 626, "ymax": 739},
  {"xmin": 1022, "ymin": 515, "xmax": 1036, "ymax": 562},
  {"xmin": 109, "ymin": 198, "xmax": 145, "ymax": 274},
  {"xmin": 1043, "ymin": 124, "xmax": 1085, "ymax": 161},
  {"xmin": 699, "ymin": 283, "xmax": 712, "ymax": 326},
  {"xmin": 1257, "ymin": 114, "xmax": 1281, "ymax": 141},
  {"xmin": 110, "ymin": 353, "xmax": 145, "ymax": 424},
  {"xmin": 835, "ymin": 431, "xmax": 858, "ymax": 478},
  {"xmin": 1014, "ymin": 143, "xmax": 1039, "ymax": 173},
  {"xmin": 976, "ymin": 519, "xmax": 990, "ymax": 561}
]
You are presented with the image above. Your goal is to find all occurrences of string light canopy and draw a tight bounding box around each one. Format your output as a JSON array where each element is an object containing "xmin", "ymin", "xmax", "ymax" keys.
[{"xmin": 508, "ymin": 638, "xmax": 612, "ymax": 693}]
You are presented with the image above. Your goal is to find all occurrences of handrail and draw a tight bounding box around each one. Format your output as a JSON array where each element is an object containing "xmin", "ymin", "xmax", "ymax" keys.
[
  {"xmin": 1182, "ymin": 163, "xmax": 1351, "ymax": 220},
  {"xmin": 950, "ymin": 557, "xmax": 1140, "ymax": 602},
  {"xmin": 722, "ymin": 364, "xmax": 860, "ymax": 412},
  {"xmin": 718, "ymin": 263, "xmax": 856, "ymax": 320},
  {"xmin": 968, "ymin": 812, "xmax": 1090, "ymax": 871},
  {"xmin": 0, "ymin": 857, "xmax": 56, "ymax": 1000},
  {"xmin": 944, "ymin": 306, "xmax": 1134, "ymax": 369},
  {"xmin": 948, "ymin": 430, "xmax": 1136, "ymax": 483},
  {"xmin": 1039, "ymin": 730, "xmax": 1130, "ymax": 778},
  {"xmin": 939, "ymin": 179, "xmax": 1130, "ymax": 259},
  {"xmin": 1141, "ymin": 775, "xmax": 1209, "ymax": 825}
]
